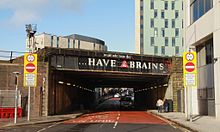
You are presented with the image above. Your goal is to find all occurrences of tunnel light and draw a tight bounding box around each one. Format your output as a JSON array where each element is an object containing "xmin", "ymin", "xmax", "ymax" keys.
[
  {"xmin": 73, "ymin": 84, "xmax": 76, "ymax": 87},
  {"xmin": 58, "ymin": 81, "xmax": 64, "ymax": 84},
  {"xmin": 163, "ymin": 84, "xmax": 168, "ymax": 86},
  {"xmin": 67, "ymin": 83, "xmax": 71, "ymax": 86}
]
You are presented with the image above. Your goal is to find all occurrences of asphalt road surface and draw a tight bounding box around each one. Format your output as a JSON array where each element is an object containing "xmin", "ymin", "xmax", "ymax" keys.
[{"xmin": 0, "ymin": 98, "xmax": 188, "ymax": 132}]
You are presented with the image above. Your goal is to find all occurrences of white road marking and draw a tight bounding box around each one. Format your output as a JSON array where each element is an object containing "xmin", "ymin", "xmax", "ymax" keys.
[
  {"xmin": 37, "ymin": 122, "xmax": 62, "ymax": 132},
  {"xmin": 113, "ymin": 121, "xmax": 118, "ymax": 129},
  {"xmin": 37, "ymin": 128, "xmax": 46, "ymax": 132},
  {"xmin": 113, "ymin": 112, "xmax": 120, "ymax": 129}
]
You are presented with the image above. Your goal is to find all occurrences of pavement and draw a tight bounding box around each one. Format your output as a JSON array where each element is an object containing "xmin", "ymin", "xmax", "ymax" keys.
[
  {"xmin": 149, "ymin": 110, "xmax": 220, "ymax": 132},
  {"xmin": 0, "ymin": 111, "xmax": 85, "ymax": 128}
]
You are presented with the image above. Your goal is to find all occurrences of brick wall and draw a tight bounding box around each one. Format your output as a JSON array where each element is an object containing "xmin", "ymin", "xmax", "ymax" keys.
[
  {"xmin": 0, "ymin": 58, "xmax": 48, "ymax": 118},
  {"xmin": 171, "ymin": 57, "xmax": 184, "ymax": 112}
]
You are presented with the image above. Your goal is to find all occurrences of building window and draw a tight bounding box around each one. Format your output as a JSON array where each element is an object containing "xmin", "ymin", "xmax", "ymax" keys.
[
  {"xmin": 73, "ymin": 40, "xmax": 75, "ymax": 48},
  {"xmin": 172, "ymin": 37, "xmax": 175, "ymax": 46},
  {"xmin": 165, "ymin": 1, "xmax": 168, "ymax": 10},
  {"xmin": 161, "ymin": 10, "xmax": 165, "ymax": 19},
  {"xmin": 57, "ymin": 37, "xmax": 59, "ymax": 48},
  {"xmin": 151, "ymin": 37, "xmax": 154, "ymax": 46},
  {"xmin": 150, "ymin": 19, "xmax": 154, "ymax": 28},
  {"xmin": 154, "ymin": 28, "xmax": 158, "ymax": 37},
  {"xmin": 140, "ymin": 15, "xmax": 143, "ymax": 20},
  {"xmin": 175, "ymin": 46, "xmax": 179, "ymax": 55},
  {"xmin": 172, "ymin": 19, "xmax": 175, "ymax": 28},
  {"xmin": 182, "ymin": 1, "xmax": 184, "ymax": 10},
  {"xmin": 154, "ymin": 10, "xmax": 158, "ymax": 18},
  {"xmin": 182, "ymin": 38, "xmax": 184, "ymax": 46},
  {"xmin": 140, "ymin": 33, "xmax": 143, "ymax": 38},
  {"xmin": 140, "ymin": 6, "xmax": 143, "ymax": 11},
  {"xmin": 175, "ymin": 10, "xmax": 179, "ymax": 18},
  {"xmin": 205, "ymin": 39, "xmax": 213, "ymax": 64},
  {"xmin": 140, "ymin": 24, "xmax": 144, "ymax": 29},
  {"xmin": 140, "ymin": 42, "xmax": 144, "ymax": 54},
  {"xmin": 78, "ymin": 40, "xmax": 80, "ymax": 49},
  {"xmin": 182, "ymin": 19, "xmax": 184, "ymax": 28},
  {"xmin": 190, "ymin": 0, "xmax": 213, "ymax": 24},
  {"xmin": 154, "ymin": 46, "xmax": 158, "ymax": 54},
  {"xmin": 175, "ymin": 28, "xmax": 179, "ymax": 37},
  {"xmin": 68, "ymin": 38, "xmax": 70, "ymax": 48},
  {"xmin": 161, "ymin": 28, "xmax": 165, "ymax": 37},
  {"xmin": 172, "ymin": 1, "xmax": 175, "ymax": 10},
  {"xmin": 161, "ymin": 46, "xmax": 165, "ymax": 55},
  {"xmin": 165, "ymin": 19, "xmax": 168, "ymax": 28},
  {"xmin": 165, "ymin": 37, "xmax": 169, "ymax": 46},
  {"xmin": 51, "ymin": 36, "xmax": 53, "ymax": 47},
  {"xmin": 150, "ymin": 0, "xmax": 154, "ymax": 9}
]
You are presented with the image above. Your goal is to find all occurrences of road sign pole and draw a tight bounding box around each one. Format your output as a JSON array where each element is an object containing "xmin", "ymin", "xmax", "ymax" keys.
[
  {"xmin": 14, "ymin": 83, "xmax": 18, "ymax": 124},
  {"xmin": 27, "ymin": 86, "xmax": 31, "ymax": 121},
  {"xmin": 190, "ymin": 86, "xmax": 193, "ymax": 122},
  {"xmin": 186, "ymin": 85, "xmax": 190, "ymax": 120}
]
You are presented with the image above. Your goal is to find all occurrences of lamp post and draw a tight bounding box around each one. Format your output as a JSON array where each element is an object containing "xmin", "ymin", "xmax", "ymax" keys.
[{"xmin": 13, "ymin": 72, "xmax": 20, "ymax": 124}]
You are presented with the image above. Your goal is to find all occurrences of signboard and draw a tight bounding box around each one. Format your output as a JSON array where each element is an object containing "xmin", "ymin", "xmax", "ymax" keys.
[
  {"xmin": 23, "ymin": 53, "xmax": 37, "ymax": 87},
  {"xmin": 78, "ymin": 57, "xmax": 170, "ymax": 74},
  {"xmin": 183, "ymin": 52, "xmax": 197, "ymax": 87},
  {"xmin": 50, "ymin": 50, "xmax": 172, "ymax": 74}
]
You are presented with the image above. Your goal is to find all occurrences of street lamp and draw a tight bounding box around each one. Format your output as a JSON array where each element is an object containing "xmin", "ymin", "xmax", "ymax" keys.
[{"xmin": 13, "ymin": 72, "xmax": 20, "ymax": 124}]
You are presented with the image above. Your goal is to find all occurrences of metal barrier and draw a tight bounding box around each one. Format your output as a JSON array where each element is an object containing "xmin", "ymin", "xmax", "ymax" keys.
[
  {"xmin": 0, "ymin": 50, "xmax": 25, "ymax": 61},
  {"xmin": 0, "ymin": 90, "xmax": 22, "ymax": 118}
]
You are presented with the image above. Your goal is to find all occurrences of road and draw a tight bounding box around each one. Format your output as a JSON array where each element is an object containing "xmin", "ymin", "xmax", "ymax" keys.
[{"xmin": 0, "ymin": 98, "xmax": 188, "ymax": 132}]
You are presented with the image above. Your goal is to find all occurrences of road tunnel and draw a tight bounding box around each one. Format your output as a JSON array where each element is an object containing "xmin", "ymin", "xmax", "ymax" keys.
[
  {"xmin": 42, "ymin": 48, "xmax": 173, "ymax": 115},
  {"xmin": 48, "ymin": 69, "xmax": 169, "ymax": 115}
]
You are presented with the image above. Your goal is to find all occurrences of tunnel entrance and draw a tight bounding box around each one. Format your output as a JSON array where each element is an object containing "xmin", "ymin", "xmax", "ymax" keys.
[
  {"xmin": 43, "ymin": 48, "xmax": 172, "ymax": 115},
  {"xmin": 49, "ymin": 70, "xmax": 169, "ymax": 115}
]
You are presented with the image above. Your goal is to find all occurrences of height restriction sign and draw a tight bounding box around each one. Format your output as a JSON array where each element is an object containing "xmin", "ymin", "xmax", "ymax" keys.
[
  {"xmin": 23, "ymin": 53, "xmax": 37, "ymax": 87},
  {"xmin": 183, "ymin": 52, "xmax": 197, "ymax": 87}
]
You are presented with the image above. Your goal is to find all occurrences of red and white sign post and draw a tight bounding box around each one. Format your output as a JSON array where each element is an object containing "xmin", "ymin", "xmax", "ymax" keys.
[
  {"xmin": 23, "ymin": 53, "xmax": 37, "ymax": 121},
  {"xmin": 183, "ymin": 51, "xmax": 197, "ymax": 122}
]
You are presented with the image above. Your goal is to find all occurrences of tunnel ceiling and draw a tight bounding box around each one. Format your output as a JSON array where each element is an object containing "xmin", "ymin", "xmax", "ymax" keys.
[{"xmin": 54, "ymin": 70, "xmax": 169, "ymax": 88}]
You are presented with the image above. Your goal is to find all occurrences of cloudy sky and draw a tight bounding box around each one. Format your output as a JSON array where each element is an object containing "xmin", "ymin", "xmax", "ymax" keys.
[{"xmin": 0, "ymin": 0, "xmax": 135, "ymax": 53}]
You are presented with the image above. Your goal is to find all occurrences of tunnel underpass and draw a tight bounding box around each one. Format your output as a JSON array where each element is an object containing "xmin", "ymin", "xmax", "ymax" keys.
[
  {"xmin": 41, "ymin": 48, "xmax": 175, "ymax": 115},
  {"xmin": 48, "ymin": 70, "xmax": 169, "ymax": 115}
]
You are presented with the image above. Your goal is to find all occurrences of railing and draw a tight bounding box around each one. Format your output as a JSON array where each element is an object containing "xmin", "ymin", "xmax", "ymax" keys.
[{"xmin": 0, "ymin": 50, "xmax": 25, "ymax": 61}]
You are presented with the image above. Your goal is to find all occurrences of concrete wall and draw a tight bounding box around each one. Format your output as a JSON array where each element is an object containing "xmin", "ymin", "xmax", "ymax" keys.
[{"xmin": 185, "ymin": 0, "xmax": 220, "ymax": 118}]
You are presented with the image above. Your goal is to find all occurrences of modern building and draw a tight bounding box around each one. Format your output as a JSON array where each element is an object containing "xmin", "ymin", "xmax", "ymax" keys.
[
  {"xmin": 185, "ymin": 0, "xmax": 220, "ymax": 119},
  {"xmin": 135, "ymin": 0, "xmax": 184, "ymax": 56},
  {"xmin": 26, "ymin": 33, "xmax": 107, "ymax": 52}
]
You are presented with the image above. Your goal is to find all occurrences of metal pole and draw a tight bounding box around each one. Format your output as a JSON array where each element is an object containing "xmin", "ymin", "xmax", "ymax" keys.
[
  {"xmin": 186, "ymin": 86, "xmax": 189, "ymax": 121},
  {"xmin": 14, "ymin": 76, "xmax": 18, "ymax": 124},
  {"xmin": 190, "ymin": 86, "xmax": 193, "ymax": 122},
  {"xmin": 27, "ymin": 86, "xmax": 31, "ymax": 121}
]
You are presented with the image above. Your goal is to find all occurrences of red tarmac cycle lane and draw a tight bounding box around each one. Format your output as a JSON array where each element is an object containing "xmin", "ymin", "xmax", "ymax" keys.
[{"xmin": 64, "ymin": 111, "xmax": 167, "ymax": 125}]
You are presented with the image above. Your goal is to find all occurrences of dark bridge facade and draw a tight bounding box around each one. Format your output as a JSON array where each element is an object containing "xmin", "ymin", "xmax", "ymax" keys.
[
  {"xmin": 46, "ymin": 48, "xmax": 172, "ymax": 75},
  {"xmin": 37, "ymin": 48, "xmax": 177, "ymax": 115}
]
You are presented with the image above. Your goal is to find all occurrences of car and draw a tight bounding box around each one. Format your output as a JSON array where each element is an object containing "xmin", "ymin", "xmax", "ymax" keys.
[{"xmin": 120, "ymin": 96, "xmax": 134, "ymax": 108}]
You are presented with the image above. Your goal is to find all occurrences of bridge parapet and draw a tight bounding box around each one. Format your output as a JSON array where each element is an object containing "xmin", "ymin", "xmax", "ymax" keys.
[{"xmin": 40, "ymin": 48, "xmax": 172, "ymax": 76}]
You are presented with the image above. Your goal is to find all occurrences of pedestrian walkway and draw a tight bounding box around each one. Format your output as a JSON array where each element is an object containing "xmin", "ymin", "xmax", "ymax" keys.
[
  {"xmin": 0, "ymin": 111, "xmax": 85, "ymax": 128},
  {"xmin": 149, "ymin": 110, "xmax": 220, "ymax": 132}
]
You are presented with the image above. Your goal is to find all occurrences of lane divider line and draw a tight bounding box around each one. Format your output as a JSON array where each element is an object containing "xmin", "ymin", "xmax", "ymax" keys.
[{"xmin": 113, "ymin": 112, "xmax": 120, "ymax": 129}]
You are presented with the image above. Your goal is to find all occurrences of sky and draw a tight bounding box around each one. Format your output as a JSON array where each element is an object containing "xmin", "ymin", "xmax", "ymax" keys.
[{"xmin": 0, "ymin": 0, "xmax": 135, "ymax": 53}]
